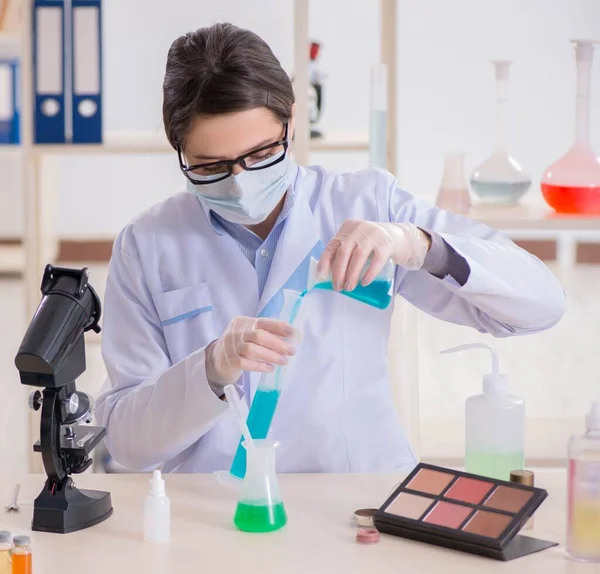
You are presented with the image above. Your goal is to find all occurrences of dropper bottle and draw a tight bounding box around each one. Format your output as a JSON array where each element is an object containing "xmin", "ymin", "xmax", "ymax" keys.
[
  {"xmin": 143, "ymin": 470, "xmax": 171, "ymax": 543},
  {"xmin": 441, "ymin": 343, "xmax": 525, "ymax": 480}
]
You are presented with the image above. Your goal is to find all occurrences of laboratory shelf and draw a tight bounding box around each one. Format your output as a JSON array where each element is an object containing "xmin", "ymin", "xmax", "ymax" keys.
[
  {"xmin": 309, "ymin": 131, "xmax": 370, "ymax": 152},
  {"xmin": 470, "ymin": 204, "xmax": 600, "ymax": 231}
]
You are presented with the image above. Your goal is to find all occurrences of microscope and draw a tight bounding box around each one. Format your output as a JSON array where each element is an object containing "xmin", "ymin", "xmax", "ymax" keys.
[{"xmin": 14, "ymin": 265, "xmax": 113, "ymax": 533}]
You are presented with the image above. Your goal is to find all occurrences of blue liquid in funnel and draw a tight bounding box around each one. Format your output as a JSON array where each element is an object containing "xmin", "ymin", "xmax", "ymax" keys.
[{"xmin": 230, "ymin": 291, "xmax": 307, "ymax": 480}]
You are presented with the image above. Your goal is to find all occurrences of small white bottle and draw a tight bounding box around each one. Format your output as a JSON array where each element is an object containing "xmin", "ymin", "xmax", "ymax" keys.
[
  {"xmin": 567, "ymin": 402, "xmax": 600, "ymax": 563},
  {"xmin": 441, "ymin": 343, "xmax": 525, "ymax": 481},
  {"xmin": 143, "ymin": 469, "xmax": 171, "ymax": 543}
]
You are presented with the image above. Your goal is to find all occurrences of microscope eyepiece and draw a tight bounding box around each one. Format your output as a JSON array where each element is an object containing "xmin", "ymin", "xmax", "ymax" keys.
[{"xmin": 15, "ymin": 265, "xmax": 102, "ymax": 388}]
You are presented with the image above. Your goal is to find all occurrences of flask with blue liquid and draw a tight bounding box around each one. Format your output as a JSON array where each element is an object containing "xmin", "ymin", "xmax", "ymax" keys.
[{"xmin": 307, "ymin": 256, "xmax": 395, "ymax": 310}]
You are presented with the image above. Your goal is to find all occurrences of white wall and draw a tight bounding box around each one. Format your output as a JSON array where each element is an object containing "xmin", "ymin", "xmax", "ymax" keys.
[{"xmin": 2, "ymin": 0, "xmax": 599, "ymax": 236}]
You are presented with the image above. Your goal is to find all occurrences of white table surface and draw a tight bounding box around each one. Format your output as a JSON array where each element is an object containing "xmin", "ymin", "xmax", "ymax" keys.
[{"xmin": 0, "ymin": 470, "xmax": 592, "ymax": 574}]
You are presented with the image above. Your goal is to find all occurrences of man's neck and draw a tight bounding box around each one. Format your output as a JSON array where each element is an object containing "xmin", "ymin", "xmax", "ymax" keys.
[{"xmin": 244, "ymin": 192, "xmax": 287, "ymax": 241}]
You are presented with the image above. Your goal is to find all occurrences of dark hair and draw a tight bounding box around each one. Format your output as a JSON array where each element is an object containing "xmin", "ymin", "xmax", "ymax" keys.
[{"xmin": 162, "ymin": 22, "xmax": 295, "ymax": 149}]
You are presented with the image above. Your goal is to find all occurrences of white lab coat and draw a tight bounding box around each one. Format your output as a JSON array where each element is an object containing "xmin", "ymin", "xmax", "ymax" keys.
[{"xmin": 96, "ymin": 164, "xmax": 565, "ymax": 473}]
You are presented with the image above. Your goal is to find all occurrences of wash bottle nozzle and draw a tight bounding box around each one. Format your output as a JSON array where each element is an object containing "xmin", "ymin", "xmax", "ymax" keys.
[{"xmin": 441, "ymin": 343, "xmax": 507, "ymax": 393}]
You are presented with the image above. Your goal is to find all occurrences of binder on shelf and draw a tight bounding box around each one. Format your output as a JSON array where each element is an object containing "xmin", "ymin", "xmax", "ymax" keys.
[
  {"xmin": 0, "ymin": 58, "xmax": 19, "ymax": 144},
  {"xmin": 71, "ymin": 0, "xmax": 102, "ymax": 143},
  {"xmin": 32, "ymin": 0, "xmax": 66, "ymax": 143}
]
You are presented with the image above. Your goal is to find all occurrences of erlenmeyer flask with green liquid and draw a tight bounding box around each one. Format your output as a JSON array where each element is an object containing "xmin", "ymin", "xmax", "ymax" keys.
[{"xmin": 234, "ymin": 439, "xmax": 287, "ymax": 533}]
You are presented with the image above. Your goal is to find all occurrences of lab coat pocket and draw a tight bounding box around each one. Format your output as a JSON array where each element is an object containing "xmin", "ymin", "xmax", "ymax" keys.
[{"xmin": 153, "ymin": 282, "xmax": 216, "ymax": 364}]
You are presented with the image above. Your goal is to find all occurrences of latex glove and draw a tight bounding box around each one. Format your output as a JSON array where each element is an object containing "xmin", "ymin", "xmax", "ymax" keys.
[
  {"xmin": 205, "ymin": 316, "xmax": 299, "ymax": 387},
  {"xmin": 317, "ymin": 220, "xmax": 431, "ymax": 292}
]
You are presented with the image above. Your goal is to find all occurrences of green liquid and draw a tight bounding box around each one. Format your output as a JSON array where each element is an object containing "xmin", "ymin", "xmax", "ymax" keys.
[
  {"xmin": 465, "ymin": 451, "xmax": 525, "ymax": 481},
  {"xmin": 314, "ymin": 279, "xmax": 391, "ymax": 310},
  {"xmin": 234, "ymin": 501, "xmax": 287, "ymax": 533}
]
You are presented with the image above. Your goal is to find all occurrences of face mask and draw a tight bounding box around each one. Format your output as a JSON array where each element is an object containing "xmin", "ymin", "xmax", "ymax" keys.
[{"xmin": 187, "ymin": 151, "xmax": 293, "ymax": 225}]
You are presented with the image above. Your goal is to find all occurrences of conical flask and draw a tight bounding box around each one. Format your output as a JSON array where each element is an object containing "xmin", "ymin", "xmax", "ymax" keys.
[
  {"xmin": 470, "ymin": 61, "xmax": 531, "ymax": 205},
  {"xmin": 435, "ymin": 152, "xmax": 471, "ymax": 214},
  {"xmin": 233, "ymin": 439, "xmax": 287, "ymax": 533},
  {"xmin": 542, "ymin": 40, "xmax": 600, "ymax": 214}
]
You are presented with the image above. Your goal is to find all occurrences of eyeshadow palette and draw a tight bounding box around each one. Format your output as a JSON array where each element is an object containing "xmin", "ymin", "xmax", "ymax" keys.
[{"xmin": 374, "ymin": 463, "xmax": 558, "ymax": 561}]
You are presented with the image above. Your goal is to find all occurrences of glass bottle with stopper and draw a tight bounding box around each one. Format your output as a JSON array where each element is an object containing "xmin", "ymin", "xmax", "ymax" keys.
[
  {"xmin": 470, "ymin": 60, "xmax": 531, "ymax": 205},
  {"xmin": 542, "ymin": 40, "xmax": 600, "ymax": 213}
]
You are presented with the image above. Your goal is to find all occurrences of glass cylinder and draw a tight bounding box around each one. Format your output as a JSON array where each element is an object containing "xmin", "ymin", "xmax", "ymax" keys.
[
  {"xmin": 369, "ymin": 63, "xmax": 388, "ymax": 169},
  {"xmin": 542, "ymin": 40, "xmax": 600, "ymax": 214},
  {"xmin": 470, "ymin": 60, "xmax": 531, "ymax": 205},
  {"xmin": 435, "ymin": 152, "xmax": 471, "ymax": 214}
]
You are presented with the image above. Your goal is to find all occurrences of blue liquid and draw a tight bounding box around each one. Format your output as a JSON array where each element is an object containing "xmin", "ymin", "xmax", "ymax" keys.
[
  {"xmin": 230, "ymin": 389, "xmax": 282, "ymax": 479},
  {"xmin": 470, "ymin": 179, "xmax": 531, "ymax": 204},
  {"xmin": 314, "ymin": 279, "xmax": 391, "ymax": 310}
]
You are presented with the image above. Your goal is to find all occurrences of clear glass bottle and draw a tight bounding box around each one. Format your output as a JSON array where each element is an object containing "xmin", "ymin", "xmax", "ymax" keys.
[
  {"xmin": 234, "ymin": 439, "xmax": 287, "ymax": 533},
  {"xmin": 0, "ymin": 532, "xmax": 11, "ymax": 574},
  {"xmin": 10, "ymin": 536, "xmax": 31, "ymax": 574},
  {"xmin": 470, "ymin": 60, "xmax": 531, "ymax": 204},
  {"xmin": 567, "ymin": 402, "xmax": 600, "ymax": 563},
  {"xmin": 442, "ymin": 343, "xmax": 525, "ymax": 481},
  {"xmin": 542, "ymin": 40, "xmax": 600, "ymax": 214},
  {"xmin": 435, "ymin": 152, "xmax": 471, "ymax": 215}
]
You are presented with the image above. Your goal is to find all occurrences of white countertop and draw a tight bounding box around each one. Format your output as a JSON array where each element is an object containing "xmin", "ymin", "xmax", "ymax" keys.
[{"xmin": 0, "ymin": 470, "xmax": 590, "ymax": 573}]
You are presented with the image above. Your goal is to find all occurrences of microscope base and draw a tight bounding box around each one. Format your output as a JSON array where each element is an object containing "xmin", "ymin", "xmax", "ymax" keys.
[{"xmin": 32, "ymin": 478, "xmax": 113, "ymax": 534}]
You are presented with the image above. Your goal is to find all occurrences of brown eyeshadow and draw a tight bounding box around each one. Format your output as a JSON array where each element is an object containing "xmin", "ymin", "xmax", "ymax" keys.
[
  {"xmin": 462, "ymin": 510, "xmax": 513, "ymax": 538},
  {"xmin": 484, "ymin": 486, "xmax": 533, "ymax": 514}
]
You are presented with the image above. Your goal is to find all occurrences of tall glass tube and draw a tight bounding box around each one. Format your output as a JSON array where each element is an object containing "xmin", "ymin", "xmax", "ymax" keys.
[
  {"xmin": 470, "ymin": 61, "xmax": 531, "ymax": 204},
  {"xmin": 542, "ymin": 40, "xmax": 600, "ymax": 214},
  {"xmin": 369, "ymin": 63, "xmax": 387, "ymax": 169}
]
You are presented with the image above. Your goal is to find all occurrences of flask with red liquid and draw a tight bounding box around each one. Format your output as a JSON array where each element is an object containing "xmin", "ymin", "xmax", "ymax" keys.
[{"xmin": 542, "ymin": 40, "xmax": 600, "ymax": 214}]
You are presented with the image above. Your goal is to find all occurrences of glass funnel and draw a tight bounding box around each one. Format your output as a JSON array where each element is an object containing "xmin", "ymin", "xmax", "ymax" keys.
[
  {"xmin": 435, "ymin": 151, "xmax": 471, "ymax": 214},
  {"xmin": 233, "ymin": 439, "xmax": 287, "ymax": 533},
  {"xmin": 471, "ymin": 61, "xmax": 531, "ymax": 205},
  {"xmin": 542, "ymin": 40, "xmax": 600, "ymax": 214}
]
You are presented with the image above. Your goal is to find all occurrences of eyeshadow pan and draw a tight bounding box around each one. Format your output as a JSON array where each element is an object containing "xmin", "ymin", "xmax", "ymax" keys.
[
  {"xmin": 406, "ymin": 468, "xmax": 455, "ymax": 495},
  {"xmin": 423, "ymin": 501, "xmax": 473, "ymax": 529},
  {"xmin": 386, "ymin": 492, "xmax": 434, "ymax": 520},
  {"xmin": 462, "ymin": 510, "xmax": 513, "ymax": 538},
  {"xmin": 484, "ymin": 486, "xmax": 533, "ymax": 514},
  {"xmin": 445, "ymin": 476, "xmax": 495, "ymax": 505}
]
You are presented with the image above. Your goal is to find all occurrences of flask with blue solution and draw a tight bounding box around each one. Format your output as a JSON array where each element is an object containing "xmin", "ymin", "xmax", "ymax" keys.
[{"xmin": 307, "ymin": 256, "xmax": 395, "ymax": 310}]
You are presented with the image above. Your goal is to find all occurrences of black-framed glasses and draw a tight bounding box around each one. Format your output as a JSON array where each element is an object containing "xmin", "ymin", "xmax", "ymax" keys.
[{"xmin": 178, "ymin": 123, "xmax": 289, "ymax": 185}]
